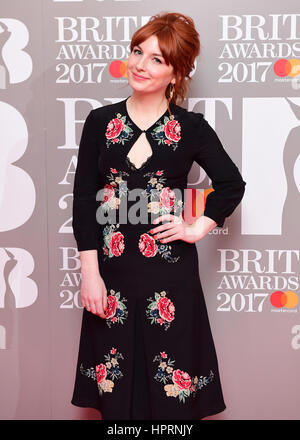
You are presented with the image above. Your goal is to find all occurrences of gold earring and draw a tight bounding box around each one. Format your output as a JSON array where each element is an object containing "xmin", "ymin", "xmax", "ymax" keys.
[{"xmin": 169, "ymin": 83, "xmax": 175, "ymax": 100}]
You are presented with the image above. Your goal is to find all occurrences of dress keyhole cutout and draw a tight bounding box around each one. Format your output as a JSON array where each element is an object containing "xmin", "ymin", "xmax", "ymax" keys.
[{"xmin": 126, "ymin": 132, "xmax": 153, "ymax": 170}]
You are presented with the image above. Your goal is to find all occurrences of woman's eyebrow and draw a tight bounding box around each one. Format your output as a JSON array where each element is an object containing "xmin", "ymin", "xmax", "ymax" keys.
[{"xmin": 136, "ymin": 44, "xmax": 163, "ymax": 57}]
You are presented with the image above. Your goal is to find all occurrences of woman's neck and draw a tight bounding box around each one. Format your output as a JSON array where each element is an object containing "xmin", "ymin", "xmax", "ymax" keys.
[{"xmin": 127, "ymin": 91, "xmax": 169, "ymax": 119}]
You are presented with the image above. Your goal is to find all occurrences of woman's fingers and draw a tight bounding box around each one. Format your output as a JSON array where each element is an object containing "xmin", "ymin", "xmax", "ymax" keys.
[
  {"xmin": 151, "ymin": 214, "xmax": 183, "ymax": 236},
  {"xmin": 151, "ymin": 221, "xmax": 176, "ymax": 235},
  {"xmin": 82, "ymin": 296, "xmax": 106, "ymax": 319},
  {"xmin": 81, "ymin": 302, "xmax": 94, "ymax": 314},
  {"xmin": 80, "ymin": 274, "xmax": 108, "ymax": 319},
  {"xmin": 153, "ymin": 213, "xmax": 180, "ymax": 225},
  {"xmin": 159, "ymin": 231, "xmax": 183, "ymax": 243},
  {"xmin": 97, "ymin": 283, "xmax": 108, "ymax": 318},
  {"xmin": 156, "ymin": 224, "xmax": 180, "ymax": 237},
  {"xmin": 96, "ymin": 303, "xmax": 106, "ymax": 318},
  {"xmin": 98, "ymin": 291, "xmax": 108, "ymax": 318},
  {"xmin": 103, "ymin": 295, "xmax": 108, "ymax": 315}
]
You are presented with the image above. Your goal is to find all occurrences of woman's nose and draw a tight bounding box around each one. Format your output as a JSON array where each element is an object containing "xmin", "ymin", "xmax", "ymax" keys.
[{"xmin": 136, "ymin": 56, "xmax": 146, "ymax": 70}]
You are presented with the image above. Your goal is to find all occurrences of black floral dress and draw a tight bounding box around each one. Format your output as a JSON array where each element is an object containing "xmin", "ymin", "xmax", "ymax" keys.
[{"xmin": 71, "ymin": 96, "xmax": 246, "ymax": 420}]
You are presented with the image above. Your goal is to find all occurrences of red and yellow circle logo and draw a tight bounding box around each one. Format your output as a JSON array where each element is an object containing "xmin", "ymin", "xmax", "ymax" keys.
[
  {"xmin": 273, "ymin": 58, "xmax": 300, "ymax": 77},
  {"xmin": 109, "ymin": 60, "xmax": 128, "ymax": 78},
  {"xmin": 270, "ymin": 290, "xmax": 298, "ymax": 309}
]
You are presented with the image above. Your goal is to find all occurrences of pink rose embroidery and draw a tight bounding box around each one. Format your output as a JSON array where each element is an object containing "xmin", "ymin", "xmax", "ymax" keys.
[
  {"xmin": 103, "ymin": 224, "xmax": 125, "ymax": 260},
  {"xmin": 105, "ymin": 113, "xmax": 134, "ymax": 148},
  {"xmin": 146, "ymin": 290, "xmax": 175, "ymax": 330},
  {"xmin": 157, "ymin": 296, "xmax": 175, "ymax": 322},
  {"xmin": 172, "ymin": 369, "xmax": 192, "ymax": 390},
  {"xmin": 105, "ymin": 295, "xmax": 117, "ymax": 319},
  {"xmin": 164, "ymin": 119, "xmax": 181, "ymax": 143},
  {"xmin": 138, "ymin": 230, "xmax": 180, "ymax": 263},
  {"xmin": 80, "ymin": 347, "xmax": 124, "ymax": 395},
  {"xmin": 110, "ymin": 231, "xmax": 125, "ymax": 256},
  {"xmin": 106, "ymin": 117, "xmax": 123, "ymax": 140},
  {"xmin": 105, "ymin": 289, "xmax": 128, "ymax": 328},
  {"xmin": 142, "ymin": 169, "xmax": 183, "ymax": 217},
  {"xmin": 151, "ymin": 115, "xmax": 181, "ymax": 150},
  {"xmin": 153, "ymin": 352, "xmax": 214, "ymax": 403},
  {"xmin": 138, "ymin": 233, "xmax": 158, "ymax": 257},
  {"xmin": 95, "ymin": 364, "xmax": 107, "ymax": 384},
  {"xmin": 139, "ymin": 170, "xmax": 181, "ymax": 263},
  {"xmin": 160, "ymin": 187, "xmax": 175, "ymax": 209},
  {"xmin": 100, "ymin": 169, "xmax": 130, "ymax": 215},
  {"xmin": 103, "ymin": 184, "xmax": 115, "ymax": 203}
]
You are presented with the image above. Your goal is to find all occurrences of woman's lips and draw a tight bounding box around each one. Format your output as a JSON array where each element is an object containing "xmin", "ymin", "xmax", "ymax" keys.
[{"xmin": 132, "ymin": 72, "xmax": 149, "ymax": 81}]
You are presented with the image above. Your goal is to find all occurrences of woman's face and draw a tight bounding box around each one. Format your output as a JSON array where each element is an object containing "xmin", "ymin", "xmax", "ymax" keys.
[{"xmin": 127, "ymin": 35, "xmax": 176, "ymax": 96}]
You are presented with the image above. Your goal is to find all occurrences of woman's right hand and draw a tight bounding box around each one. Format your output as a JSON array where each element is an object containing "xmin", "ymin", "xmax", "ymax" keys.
[{"xmin": 80, "ymin": 269, "xmax": 108, "ymax": 319}]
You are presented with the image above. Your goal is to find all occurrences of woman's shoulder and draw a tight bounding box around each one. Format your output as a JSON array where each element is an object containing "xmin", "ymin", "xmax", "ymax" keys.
[
  {"xmin": 90, "ymin": 99, "xmax": 125, "ymax": 122},
  {"xmin": 172, "ymin": 102, "xmax": 205, "ymax": 128}
]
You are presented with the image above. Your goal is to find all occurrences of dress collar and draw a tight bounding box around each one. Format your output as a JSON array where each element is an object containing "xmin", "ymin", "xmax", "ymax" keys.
[{"xmin": 122, "ymin": 96, "xmax": 175, "ymax": 133}]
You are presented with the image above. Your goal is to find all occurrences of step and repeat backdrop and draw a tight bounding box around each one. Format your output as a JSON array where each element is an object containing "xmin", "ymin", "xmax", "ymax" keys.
[{"xmin": 0, "ymin": 0, "xmax": 299, "ymax": 420}]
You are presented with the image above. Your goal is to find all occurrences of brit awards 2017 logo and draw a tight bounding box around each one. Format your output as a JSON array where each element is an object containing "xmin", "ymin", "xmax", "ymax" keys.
[
  {"xmin": 274, "ymin": 58, "xmax": 300, "ymax": 80},
  {"xmin": 218, "ymin": 14, "xmax": 300, "ymax": 85},
  {"xmin": 216, "ymin": 249, "xmax": 299, "ymax": 313},
  {"xmin": 55, "ymin": 15, "xmax": 150, "ymax": 85}
]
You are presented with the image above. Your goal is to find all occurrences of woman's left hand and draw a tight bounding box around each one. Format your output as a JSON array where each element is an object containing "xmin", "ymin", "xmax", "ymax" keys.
[{"xmin": 149, "ymin": 213, "xmax": 200, "ymax": 244}]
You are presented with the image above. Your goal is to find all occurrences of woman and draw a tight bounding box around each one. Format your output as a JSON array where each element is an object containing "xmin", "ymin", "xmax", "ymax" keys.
[{"xmin": 71, "ymin": 12, "xmax": 246, "ymax": 420}]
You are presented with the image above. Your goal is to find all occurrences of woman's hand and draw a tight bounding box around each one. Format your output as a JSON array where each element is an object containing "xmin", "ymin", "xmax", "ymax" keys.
[
  {"xmin": 149, "ymin": 213, "xmax": 217, "ymax": 244},
  {"xmin": 80, "ymin": 267, "xmax": 108, "ymax": 318}
]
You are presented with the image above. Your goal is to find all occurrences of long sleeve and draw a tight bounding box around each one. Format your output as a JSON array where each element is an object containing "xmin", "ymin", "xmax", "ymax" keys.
[
  {"xmin": 193, "ymin": 113, "xmax": 246, "ymax": 228},
  {"xmin": 72, "ymin": 109, "xmax": 102, "ymax": 251}
]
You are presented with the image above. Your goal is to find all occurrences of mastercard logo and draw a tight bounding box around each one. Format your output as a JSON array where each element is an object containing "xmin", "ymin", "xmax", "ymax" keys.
[
  {"xmin": 109, "ymin": 60, "xmax": 128, "ymax": 78},
  {"xmin": 270, "ymin": 290, "xmax": 298, "ymax": 309},
  {"xmin": 273, "ymin": 58, "xmax": 300, "ymax": 78}
]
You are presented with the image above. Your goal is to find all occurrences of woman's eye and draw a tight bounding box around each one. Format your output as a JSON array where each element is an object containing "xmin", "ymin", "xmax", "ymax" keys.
[{"xmin": 132, "ymin": 49, "xmax": 162, "ymax": 63}]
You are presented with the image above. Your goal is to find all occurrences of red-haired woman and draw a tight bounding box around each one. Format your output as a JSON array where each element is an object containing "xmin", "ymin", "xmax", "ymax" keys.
[{"xmin": 71, "ymin": 12, "xmax": 246, "ymax": 420}]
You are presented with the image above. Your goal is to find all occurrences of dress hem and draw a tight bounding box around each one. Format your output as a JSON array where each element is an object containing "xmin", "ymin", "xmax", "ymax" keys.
[{"xmin": 70, "ymin": 399, "xmax": 226, "ymax": 420}]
